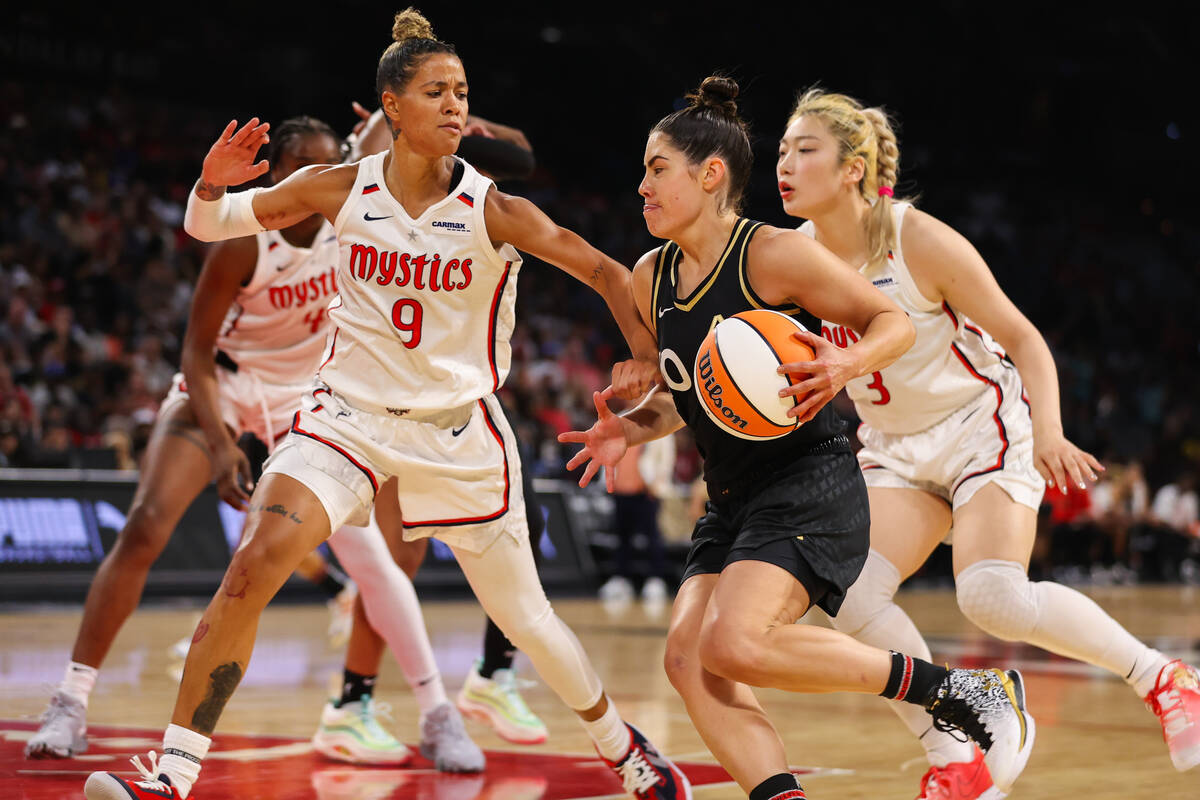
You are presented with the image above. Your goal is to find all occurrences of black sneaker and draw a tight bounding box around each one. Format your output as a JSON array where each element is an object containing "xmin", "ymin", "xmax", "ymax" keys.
[{"xmin": 600, "ymin": 722, "xmax": 692, "ymax": 799}]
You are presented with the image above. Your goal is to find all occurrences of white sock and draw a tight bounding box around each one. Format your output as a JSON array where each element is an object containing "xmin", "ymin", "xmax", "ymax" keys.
[
  {"xmin": 1128, "ymin": 648, "xmax": 1172, "ymax": 698},
  {"xmin": 581, "ymin": 700, "xmax": 629, "ymax": 761},
  {"xmin": 411, "ymin": 672, "xmax": 450, "ymax": 717},
  {"xmin": 60, "ymin": 661, "xmax": 98, "ymax": 706},
  {"xmin": 159, "ymin": 724, "xmax": 211, "ymax": 799}
]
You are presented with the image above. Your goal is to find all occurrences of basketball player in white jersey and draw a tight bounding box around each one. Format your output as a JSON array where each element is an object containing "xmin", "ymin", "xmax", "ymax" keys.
[
  {"xmin": 27, "ymin": 115, "xmax": 482, "ymax": 772},
  {"xmin": 83, "ymin": 9, "xmax": 684, "ymax": 800},
  {"xmin": 561, "ymin": 76, "xmax": 1035, "ymax": 800},
  {"xmin": 778, "ymin": 89, "xmax": 1200, "ymax": 798}
]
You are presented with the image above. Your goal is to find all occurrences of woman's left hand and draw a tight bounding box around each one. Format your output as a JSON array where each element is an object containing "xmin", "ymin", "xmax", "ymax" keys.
[
  {"xmin": 777, "ymin": 329, "xmax": 858, "ymax": 424},
  {"xmin": 1034, "ymin": 429, "xmax": 1105, "ymax": 493}
]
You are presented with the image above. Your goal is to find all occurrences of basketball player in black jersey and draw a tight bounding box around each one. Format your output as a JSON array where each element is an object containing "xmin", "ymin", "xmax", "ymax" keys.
[{"xmin": 562, "ymin": 76, "xmax": 1036, "ymax": 800}]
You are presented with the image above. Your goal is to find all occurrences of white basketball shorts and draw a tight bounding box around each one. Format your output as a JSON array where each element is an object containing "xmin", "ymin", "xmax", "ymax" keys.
[
  {"xmin": 855, "ymin": 364, "xmax": 1045, "ymax": 513},
  {"xmin": 160, "ymin": 369, "xmax": 309, "ymax": 447},
  {"xmin": 261, "ymin": 387, "xmax": 526, "ymax": 553}
]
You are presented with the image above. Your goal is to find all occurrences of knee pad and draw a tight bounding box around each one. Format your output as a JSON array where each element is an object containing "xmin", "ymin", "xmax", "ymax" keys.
[
  {"xmin": 831, "ymin": 549, "xmax": 903, "ymax": 636},
  {"xmin": 955, "ymin": 559, "xmax": 1038, "ymax": 641}
]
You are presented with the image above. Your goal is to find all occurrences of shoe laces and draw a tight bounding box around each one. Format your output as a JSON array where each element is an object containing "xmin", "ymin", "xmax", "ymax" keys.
[
  {"xmin": 489, "ymin": 671, "xmax": 536, "ymax": 717},
  {"xmin": 356, "ymin": 697, "xmax": 396, "ymax": 737},
  {"xmin": 616, "ymin": 746, "xmax": 661, "ymax": 794},
  {"xmin": 129, "ymin": 751, "xmax": 172, "ymax": 793},
  {"xmin": 926, "ymin": 673, "xmax": 996, "ymax": 750}
]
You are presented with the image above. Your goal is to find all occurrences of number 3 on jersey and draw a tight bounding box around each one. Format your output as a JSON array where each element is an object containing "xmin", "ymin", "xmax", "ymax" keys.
[
  {"xmin": 391, "ymin": 298, "xmax": 423, "ymax": 349},
  {"xmin": 823, "ymin": 323, "xmax": 890, "ymax": 405}
]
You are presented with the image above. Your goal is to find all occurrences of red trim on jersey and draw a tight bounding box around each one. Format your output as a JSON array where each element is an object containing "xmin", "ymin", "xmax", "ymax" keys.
[
  {"xmin": 963, "ymin": 322, "xmax": 1011, "ymax": 363},
  {"xmin": 941, "ymin": 301, "xmax": 959, "ymax": 328},
  {"xmin": 268, "ymin": 241, "xmax": 280, "ymax": 251},
  {"xmin": 318, "ymin": 328, "xmax": 340, "ymax": 371},
  {"xmin": 290, "ymin": 411, "xmax": 379, "ymax": 495},
  {"xmin": 362, "ymin": 183, "xmax": 380, "ymax": 195},
  {"xmin": 950, "ymin": 343, "xmax": 1009, "ymax": 492},
  {"xmin": 456, "ymin": 192, "xmax": 475, "ymax": 207},
  {"xmin": 402, "ymin": 399, "xmax": 511, "ymax": 528},
  {"xmin": 487, "ymin": 262, "xmax": 513, "ymax": 391}
]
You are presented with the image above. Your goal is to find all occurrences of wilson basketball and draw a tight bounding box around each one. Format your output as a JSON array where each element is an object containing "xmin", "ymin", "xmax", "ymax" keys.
[{"xmin": 693, "ymin": 310, "xmax": 815, "ymax": 440}]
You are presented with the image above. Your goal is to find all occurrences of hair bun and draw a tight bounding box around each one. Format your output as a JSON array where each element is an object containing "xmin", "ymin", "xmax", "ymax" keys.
[
  {"xmin": 392, "ymin": 7, "xmax": 435, "ymax": 43},
  {"xmin": 691, "ymin": 76, "xmax": 739, "ymax": 116}
]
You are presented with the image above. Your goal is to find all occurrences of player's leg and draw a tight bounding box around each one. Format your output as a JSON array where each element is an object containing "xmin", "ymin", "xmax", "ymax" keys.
[
  {"xmin": 27, "ymin": 401, "xmax": 214, "ymax": 759},
  {"xmin": 458, "ymin": 462, "xmax": 548, "ymax": 745},
  {"xmin": 828, "ymin": 487, "xmax": 993, "ymax": 795},
  {"xmin": 83, "ymin": 473, "xmax": 334, "ymax": 800},
  {"xmin": 664, "ymin": 573, "xmax": 800, "ymax": 797},
  {"xmin": 450, "ymin": 531, "xmax": 690, "ymax": 799},
  {"xmin": 325, "ymin": 488, "xmax": 482, "ymax": 771},
  {"xmin": 698, "ymin": 549, "xmax": 1033, "ymax": 794},
  {"xmin": 952, "ymin": 481, "xmax": 1199, "ymax": 771}
]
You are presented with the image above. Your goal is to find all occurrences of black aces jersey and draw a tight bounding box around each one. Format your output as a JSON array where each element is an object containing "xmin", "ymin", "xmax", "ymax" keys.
[{"xmin": 652, "ymin": 219, "xmax": 846, "ymax": 495}]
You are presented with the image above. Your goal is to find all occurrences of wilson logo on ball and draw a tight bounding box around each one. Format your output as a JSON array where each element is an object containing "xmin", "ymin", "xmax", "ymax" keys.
[{"xmin": 693, "ymin": 309, "xmax": 814, "ymax": 440}]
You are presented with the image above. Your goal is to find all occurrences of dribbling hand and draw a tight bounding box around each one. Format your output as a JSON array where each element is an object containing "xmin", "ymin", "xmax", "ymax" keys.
[
  {"xmin": 200, "ymin": 118, "xmax": 271, "ymax": 190},
  {"xmin": 777, "ymin": 329, "xmax": 855, "ymax": 424},
  {"xmin": 557, "ymin": 387, "xmax": 629, "ymax": 492}
]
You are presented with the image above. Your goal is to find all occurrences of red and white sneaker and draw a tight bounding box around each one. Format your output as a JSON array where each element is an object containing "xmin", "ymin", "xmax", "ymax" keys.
[
  {"xmin": 85, "ymin": 752, "xmax": 183, "ymax": 799},
  {"xmin": 1145, "ymin": 659, "xmax": 1200, "ymax": 771},
  {"xmin": 601, "ymin": 723, "xmax": 692, "ymax": 799},
  {"xmin": 915, "ymin": 746, "xmax": 1005, "ymax": 800}
]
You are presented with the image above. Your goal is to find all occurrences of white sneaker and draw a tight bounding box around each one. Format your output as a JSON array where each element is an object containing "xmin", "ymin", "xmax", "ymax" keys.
[
  {"xmin": 26, "ymin": 690, "xmax": 88, "ymax": 758},
  {"xmin": 641, "ymin": 577, "xmax": 669, "ymax": 603},
  {"xmin": 419, "ymin": 702, "xmax": 485, "ymax": 772},
  {"xmin": 311, "ymin": 696, "xmax": 412, "ymax": 765},
  {"xmin": 456, "ymin": 658, "xmax": 548, "ymax": 744},
  {"xmin": 925, "ymin": 668, "xmax": 1035, "ymax": 794},
  {"xmin": 599, "ymin": 575, "xmax": 634, "ymax": 602}
]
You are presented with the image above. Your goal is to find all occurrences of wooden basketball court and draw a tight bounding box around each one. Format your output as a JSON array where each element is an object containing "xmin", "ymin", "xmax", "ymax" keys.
[{"xmin": 3, "ymin": 585, "xmax": 1199, "ymax": 798}]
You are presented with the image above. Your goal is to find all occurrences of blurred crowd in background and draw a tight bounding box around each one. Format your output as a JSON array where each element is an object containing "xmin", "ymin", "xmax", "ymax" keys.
[{"xmin": 2, "ymin": 5, "xmax": 1196, "ymax": 587}]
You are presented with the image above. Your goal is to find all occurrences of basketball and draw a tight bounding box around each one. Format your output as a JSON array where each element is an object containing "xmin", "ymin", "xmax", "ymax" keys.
[{"xmin": 693, "ymin": 310, "xmax": 815, "ymax": 440}]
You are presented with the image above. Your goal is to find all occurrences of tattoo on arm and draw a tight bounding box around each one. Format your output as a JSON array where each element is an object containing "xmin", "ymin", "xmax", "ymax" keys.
[
  {"xmin": 590, "ymin": 260, "xmax": 605, "ymax": 287},
  {"xmin": 163, "ymin": 418, "xmax": 211, "ymax": 455},
  {"xmin": 195, "ymin": 180, "xmax": 226, "ymax": 201},
  {"xmin": 190, "ymin": 661, "xmax": 243, "ymax": 734}
]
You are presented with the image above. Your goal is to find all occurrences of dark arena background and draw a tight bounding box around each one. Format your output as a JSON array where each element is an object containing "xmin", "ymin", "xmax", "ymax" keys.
[{"xmin": 2, "ymin": 4, "xmax": 1198, "ymax": 799}]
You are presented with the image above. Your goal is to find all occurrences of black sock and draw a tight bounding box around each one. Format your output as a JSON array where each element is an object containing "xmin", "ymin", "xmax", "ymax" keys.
[
  {"xmin": 479, "ymin": 617, "xmax": 517, "ymax": 679},
  {"xmin": 880, "ymin": 651, "xmax": 949, "ymax": 705},
  {"xmin": 749, "ymin": 773, "xmax": 804, "ymax": 800},
  {"xmin": 335, "ymin": 669, "xmax": 376, "ymax": 707}
]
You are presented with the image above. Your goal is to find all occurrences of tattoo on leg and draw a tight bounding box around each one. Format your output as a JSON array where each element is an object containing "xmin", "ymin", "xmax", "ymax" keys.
[
  {"xmin": 163, "ymin": 418, "xmax": 210, "ymax": 454},
  {"xmin": 246, "ymin": 502, "xmax": 303, "ymax": 525},
  {"xmin": 190, "ymin": 662, "xmax": 243, "ymax": 733},
  {"xmin": 191, "ymin": 622, "xmax": 210, "ymax": 644},
  {"xmin": 223, "ymin": 567, "xmax": 249, "ymax": 599}
]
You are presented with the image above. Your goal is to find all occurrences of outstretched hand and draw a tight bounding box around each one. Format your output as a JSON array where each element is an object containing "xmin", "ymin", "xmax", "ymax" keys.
[
  {"xmin": 777, "ymin": 329, "xmax": 856, "ymax": 424},
  {"xmin": 557, "ymin": 387, "xmax": 629, "ymax": 492},
  {"xmin": 200, "ymin": 118, "xmax": 271, "ymax": 191}
]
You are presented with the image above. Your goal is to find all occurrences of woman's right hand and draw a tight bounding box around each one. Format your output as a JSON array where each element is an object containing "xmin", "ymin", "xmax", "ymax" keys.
[
  {"xmin": 200, "ymin": 118, "xmax": 272, "ymax": 191},
  {"xmin": 557, "ymin": 387, "xmax": 629, "ymax": 492},
  {"xmin": 212, "ymin": 437, "xmax": 253, "ymax": 511}
]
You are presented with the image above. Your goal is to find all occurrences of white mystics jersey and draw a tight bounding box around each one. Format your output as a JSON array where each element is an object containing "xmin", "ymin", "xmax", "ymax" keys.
[
  {"xmin": 802, "ymin": 202, "xmax": 1022, "ymax": 435},
  {"xmin": 214, "ymin": 222, "xmax": 339, "ymax": 385},
  {"xmin": 323, "ymin": 153, "xmax": 521, "ymax": 417}
]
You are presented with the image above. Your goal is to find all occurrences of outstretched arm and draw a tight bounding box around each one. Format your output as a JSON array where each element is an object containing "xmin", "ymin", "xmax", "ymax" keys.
[
  {"xmin": 185, "ymin": 118, "xmax": 353, "ymax": 242},
  {"xmin": 484, "ymin": 191, "xmax": 659, "ymax": 395}
]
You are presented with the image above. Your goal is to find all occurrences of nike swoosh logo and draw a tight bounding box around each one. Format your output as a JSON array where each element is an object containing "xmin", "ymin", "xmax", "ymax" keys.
[
  {"xmin": 657, "ymin": 306, "xmax": 672, "ymax": 318},
  {"xmin": 451, "ymin": 421, "xmax": 470, "ymax": 437},
  {"xmin": 363, "ymin": 212, "xmax": 392, "ymax": 222},
  {"xmin": 274, "ymin": 262, "xmax": 292, "ymax": 272}
]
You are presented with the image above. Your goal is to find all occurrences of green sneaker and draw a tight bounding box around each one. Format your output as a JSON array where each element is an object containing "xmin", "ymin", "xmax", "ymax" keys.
[
  {"xmin": 312, "ymin": 695, "xmax": 412, "ymax": 765},
  {"xmin": 456, "ymin": 659, "xmax": 548, "ymax": 744}
]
